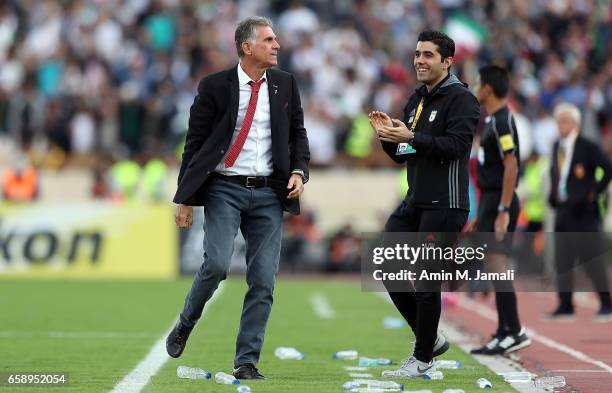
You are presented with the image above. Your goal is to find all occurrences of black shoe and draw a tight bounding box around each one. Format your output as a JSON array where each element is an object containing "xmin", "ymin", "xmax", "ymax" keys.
[
  {"xmin": 232, "ymin": 364, "xmax": 265, "ymax": 380},
  {"xmin": 470, "ymin": 333, "xmax": 503, "ymax": 355},
  {"xmin": 166, "ymin": 321, "xmax": 193, "ymax": 358},
  {"xmin": 486, "ymin": 329, "xmax": 531, "ymax": 355},
  {"xmin": 543, "ymin": 307, "xmax": 575, "ymax": 321},
  {"xmin": 594, "ymin": 306, "xmax": 612, "ymax": 322},
  {"xmin": 432, "ymin": 331, "xmax": 449, "ymax": 357}
]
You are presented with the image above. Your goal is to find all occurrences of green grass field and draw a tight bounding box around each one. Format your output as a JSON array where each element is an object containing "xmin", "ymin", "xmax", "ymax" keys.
[{"xmin": 0, "ymin": 278, "xmax": 517, "ymax": 393}]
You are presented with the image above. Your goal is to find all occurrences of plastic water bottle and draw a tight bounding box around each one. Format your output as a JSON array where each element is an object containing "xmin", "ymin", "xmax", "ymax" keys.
[
  {"xmin": 476, "ymin": 378, "xmax": 492, "ymax": 388},
  {"xmin": 343, "ymin": 381, "xmax": 361, "ymax": 391},
  {"xmin": 274, "ymin": 347, "xmax": 304, "ymax": 360},
  {"xmin": 442, "ymin": 389, "xmax": 465, "ymax": 393},
  {"xmin": 435, "ymin": 360, "xmax": 461, "ymax": 369},
  {"xmin": 497, "ymin": 371, "xmax": 532, "ymax": 382},
  {"xmin": 176, "ymin": 366, "xmax": 211, "ymax": 379},
  {"xmin": 383, "ymin": 317, "xmax": 405, "ymax": 329},
  {"xmin": 215, "ymin": 372, "xmax": 240, "ymax": 384},
  {"xmin": 349, "ymin": 379, "xmax": 404, "ymax": 390},
  {"xmin": 237, "ymin": 386, "xmax": 251, "ymax": 393},
  {"xmin": 334, "ymin": 350, "xmax": 359, "ymax": 359},
  {"xmin": 534, "ymin": 376, "xmax": 565, "ymax": 388},
  {"xmin": 423, "ymin": 370, "xmax": 444, "ymax": 380},
  {"xmin": 359, "ymin": 357, "xmax": 392, "ymax": 366}
]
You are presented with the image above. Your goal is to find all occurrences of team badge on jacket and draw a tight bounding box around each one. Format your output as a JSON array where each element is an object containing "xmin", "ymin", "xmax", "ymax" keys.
[
  {"xmin": 429, "ymin": 110, "xmax": 437, "ymax": 122},
  {"xmin": 574, "ymin": 163, "xmax": 585, "ymax": 179}
]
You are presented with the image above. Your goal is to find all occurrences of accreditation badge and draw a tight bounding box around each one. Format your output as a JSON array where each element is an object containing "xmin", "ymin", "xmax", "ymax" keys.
[{"xmin": 397, "ymin": 143, "xmax": 416, "ymax": 155}]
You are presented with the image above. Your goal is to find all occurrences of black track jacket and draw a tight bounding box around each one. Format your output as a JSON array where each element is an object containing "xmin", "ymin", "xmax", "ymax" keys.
[{"xmin": 382, "ymin": 74, "xmax": 480, "ymax": 211}]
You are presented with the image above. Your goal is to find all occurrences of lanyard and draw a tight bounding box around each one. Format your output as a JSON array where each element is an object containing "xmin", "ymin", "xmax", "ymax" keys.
[{"xmin": 410, "ymin": 98, "xmax": 425, "ymax": 131}]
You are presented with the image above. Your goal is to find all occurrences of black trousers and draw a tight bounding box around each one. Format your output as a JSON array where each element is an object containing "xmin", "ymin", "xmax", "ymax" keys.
[
  {"xmin": 477, "ymin": 191, "xmax": 521, "ymax": 335},
  {"xmin": 554, "ymin": 209, "xmax": 611, "ymax": 310},
  {"xmin": 383, "ymin": 202, "xmax": 468, "ymax": 362}
]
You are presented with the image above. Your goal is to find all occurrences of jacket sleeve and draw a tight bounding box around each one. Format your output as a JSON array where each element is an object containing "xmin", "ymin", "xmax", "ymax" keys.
[
  {"xmin": 591, "ymin": 142, "xmax": 612, "ymax": 195},
  {"xmin": 289, "ymin": 75, "xmax": 310, "ymax": 182},
  {"xmin": 410, "ymin": 91, "xmax": 479, "ymax": 160},
  {"xmin": 177, "ymin": 78, "xmax": 217, "ymax": 186}
]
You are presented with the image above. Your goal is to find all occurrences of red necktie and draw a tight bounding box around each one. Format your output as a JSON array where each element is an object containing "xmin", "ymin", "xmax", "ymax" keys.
[{"xmin": 225, "ymin": 79, "xmax": 265, "ymax": 168}]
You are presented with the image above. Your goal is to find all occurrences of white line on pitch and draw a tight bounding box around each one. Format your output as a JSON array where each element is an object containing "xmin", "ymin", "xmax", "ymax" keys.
[
  {"xmin": 458, "ymin": 295, "xmax": 612, "ymax": 374},
  {"xmin": 309, "ymin": 293, "xmax": 335, "ymax": 319},
  {"xmin": 549, "ymin": 369, "xmax": 608, "ymax": 373},
  {"xmin": 108, "ymin": 282, "xmax": 225, "ymax": 393},
  {"xmin": 0, "ymin": 332, "xmax": 156, "ymax": 338}
]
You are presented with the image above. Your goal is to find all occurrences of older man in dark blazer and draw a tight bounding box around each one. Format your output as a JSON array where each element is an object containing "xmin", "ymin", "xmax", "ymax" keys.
[
  {"xmin": 547, "ymin": 102, "xmax": 611, "ymax": 321},
  {"xmin": 166, "ymin": 16, "xmax": 309, "ymax": 380}
]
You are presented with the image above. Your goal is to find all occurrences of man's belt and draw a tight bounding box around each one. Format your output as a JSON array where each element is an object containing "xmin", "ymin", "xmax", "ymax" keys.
[{"xmin": 210, "ymin": 173, "xmax": 283, "ymax": 189}]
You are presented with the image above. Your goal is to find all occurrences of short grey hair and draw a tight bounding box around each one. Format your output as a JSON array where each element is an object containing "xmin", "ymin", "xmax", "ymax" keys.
[
  {"xmin": 553, "ymin": 102, "xmax": 581, "ymax": 126},
  {"xmin": 235, "ymin": 16, "xmax": 273, "ymax": 58}
]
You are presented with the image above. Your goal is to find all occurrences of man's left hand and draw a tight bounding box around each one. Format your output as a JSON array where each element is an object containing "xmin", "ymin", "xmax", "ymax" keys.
[
  {"xmin": 494, "ymin": 212, "xmax": 509, "ymax": 242},
  {"xmin": 378, "ymin": 119, "xmax": 414, "ymax": 143},
  {"xmin": 287, "ymin": 174, "xmax": 304, "ymax": 199}
]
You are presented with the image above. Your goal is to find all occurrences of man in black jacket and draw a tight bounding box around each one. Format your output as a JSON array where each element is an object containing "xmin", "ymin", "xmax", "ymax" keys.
[
  {"xmin": 547, "ymin": 102, "xmax": 611, "ymax": 321},
  {"xmin": 166, "ymin": 16, "xmax": 309, "ymax": 379},
  {"xmin": 469, "ymin": 65, "xmax": 530, "ymax": 355},
  {"xmin": 369, "ymin": 30, "xmax": 479, "ymax": 377}
]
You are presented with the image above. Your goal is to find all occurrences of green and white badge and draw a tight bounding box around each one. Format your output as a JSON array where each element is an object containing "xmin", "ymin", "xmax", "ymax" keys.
[{"xmin": 397, "ymin": 143, "xmax": 416, "ymax": 155}]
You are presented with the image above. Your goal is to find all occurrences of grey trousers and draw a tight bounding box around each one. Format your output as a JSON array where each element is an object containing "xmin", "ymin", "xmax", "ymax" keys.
[{"xmin": 179, "ymin": 178, "xmax": 283, "ymax": 367}]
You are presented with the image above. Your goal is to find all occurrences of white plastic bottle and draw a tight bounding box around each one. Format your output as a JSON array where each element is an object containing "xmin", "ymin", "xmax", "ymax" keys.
[
  {"xmin": 215, "ymin": 371, "xmax": 240, "ymax": 384},
  {"xmin": 334, "ymin": 350, "xmax": 359, "ymax": 359},
  {"xmin": 358, "ymin": 357, "xmax": 392, "ymax": 366},
  {"xmin": 476, "ymin": 377, "xmax": 492, "ymax": 388},
  {"xmin": 274, "ymin": 347, "xmax": 305, "ymax": 360},
  {"xmin": 498, "ymin": 371, "xmax": 532, "ymax": 382},
  {"xmin": 534, "ymin": 376, "xmax": 565, "ymax": 388},
  {"xmin": 237, "ymin": 386, "xmax": 251, "ymax": 393},
  {"xmin": 176, "ymin": 366, "xmax": 211, "ymax": 380},
  {"xmin": 435, "ymin": 360, "xmax": 461, "ymax": 369},
  {"xmin": 423, "ymin": 370, "xmax": 444, "ymax": 380}
]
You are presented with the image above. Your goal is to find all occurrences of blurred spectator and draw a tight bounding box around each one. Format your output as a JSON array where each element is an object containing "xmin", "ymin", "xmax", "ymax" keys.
[
  {"xmin": 2, "ymin": 157, "xmax": 39, "ymax": 202},
  {"xmin": 0, "ymin": 0, "xmax": 608, "ymax": 174},
  {"xmin": 281, "ymin": 210, "xmax": 324, "ymax": 271},
  {"xmin": 327, "ymin": 224, "xmax": 361, "ymax": 272}
]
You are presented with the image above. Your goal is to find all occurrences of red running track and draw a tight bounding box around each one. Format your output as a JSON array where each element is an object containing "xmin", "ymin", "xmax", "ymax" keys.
[{"xmin": 442, "ymin": 292, "xmax": 612, "ymax": 393}]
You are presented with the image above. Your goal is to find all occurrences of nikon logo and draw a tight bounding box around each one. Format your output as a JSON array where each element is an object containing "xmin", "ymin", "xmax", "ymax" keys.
[{"xmin": 0, "ymin": 224, "xmax": 103, "ymax": 264}]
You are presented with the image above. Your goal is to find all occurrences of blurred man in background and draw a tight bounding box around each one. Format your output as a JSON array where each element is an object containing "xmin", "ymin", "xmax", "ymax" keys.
[
  {"xmin": 2, "ymin": 155, "xmax": 39, "ymax": 202},
  {"xmin": 470, "ymin": 65, "xmax": 530, "ymax": 355},
  {"xmin": 165, "ymin": 16, "xmax": 309, "ymax": 380},
  {"xmin": 369, "ymin": 30, "xmax": 479, "ymax": 377},
  {"xmin": 547, "ymin": 102, "xmax": 612, "ymax": 321}
]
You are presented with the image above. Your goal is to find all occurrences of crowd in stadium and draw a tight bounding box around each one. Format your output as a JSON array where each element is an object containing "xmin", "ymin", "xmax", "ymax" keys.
[{"xmin": 0, "ymin": 0, "xmax": 610, "ymax": 172}]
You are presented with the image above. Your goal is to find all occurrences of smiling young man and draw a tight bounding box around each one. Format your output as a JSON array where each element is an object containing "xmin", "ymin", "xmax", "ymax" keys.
[
  {"xmin": 166, "ymin": 16, "xmax": 309, "ymax": 380},
  {"xmin": 369, "ymin": 30, "xmax": 479, "ymax": 377}
]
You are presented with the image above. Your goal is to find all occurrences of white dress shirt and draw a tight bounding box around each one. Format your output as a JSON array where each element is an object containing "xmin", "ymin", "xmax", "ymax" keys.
[
  {"xmin": 558, "ymin": 129, "xmax": 578, "ymax": 201},
  {"xmin": 215, "ymin": 63, "xmax": 273, "ymax": 176}
]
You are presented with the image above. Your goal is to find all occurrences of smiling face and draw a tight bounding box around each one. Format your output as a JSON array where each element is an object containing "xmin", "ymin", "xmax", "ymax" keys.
[
  {"xmin": 243, "ymin": 25, "xmax": 280, "ymax": 68},
  {"xmin": 414, "ymin": 41, "xmax": 452, "ymax": 86}
]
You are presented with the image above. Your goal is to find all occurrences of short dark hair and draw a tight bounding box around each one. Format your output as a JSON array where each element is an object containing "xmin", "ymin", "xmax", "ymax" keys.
[
  {"xmin": 417, "ymin": 30, "xmax": 455, "ymax": 60},
  {"xmin": 478, "ymin": 65, "xmax": 510, "ymax": 98}
]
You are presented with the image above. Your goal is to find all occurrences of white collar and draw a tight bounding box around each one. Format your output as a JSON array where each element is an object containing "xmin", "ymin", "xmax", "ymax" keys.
[
  {"xmin": 559, "ymin": 129, "xmax": 578, "ymax": 149},
  {"xmin": 237, "ymin": 62, "xmax": 266, "ymax": 87}
]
